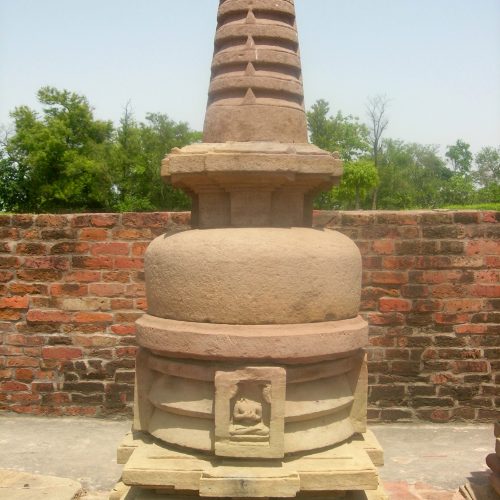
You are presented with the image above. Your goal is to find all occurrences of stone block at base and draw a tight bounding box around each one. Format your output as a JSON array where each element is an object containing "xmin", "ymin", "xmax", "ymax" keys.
[
  {"xmin": 110, "ymin": 482, "xmax": 388, "ymax": 500},
  {"xmin": 113, "ymin": 430, "xmax": 385, "ymax": 499}
]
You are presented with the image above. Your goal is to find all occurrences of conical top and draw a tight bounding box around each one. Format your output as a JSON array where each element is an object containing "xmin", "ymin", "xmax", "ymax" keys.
[{"xmin": 203, "ymin": 0, "xmax": 308, "ymax": 143}]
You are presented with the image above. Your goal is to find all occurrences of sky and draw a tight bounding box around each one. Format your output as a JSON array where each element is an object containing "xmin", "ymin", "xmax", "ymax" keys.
[{"xmin": 1, "ymin": 0, "xmax": 499, "ymax": 154}]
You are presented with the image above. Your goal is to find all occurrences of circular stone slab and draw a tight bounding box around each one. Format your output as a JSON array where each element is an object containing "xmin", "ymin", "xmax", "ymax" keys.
[{"xmin": 136, "ymin": 315, "xmax": 367, "ymax": 363}]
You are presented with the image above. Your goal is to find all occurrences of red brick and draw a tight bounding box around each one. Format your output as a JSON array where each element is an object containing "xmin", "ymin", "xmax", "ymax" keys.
[
  {"xmin": 24, "ymin": 256, "xmax": 69, "ymax": 271},
  {"xmin": 114, "ymin": 257, "xmax": 143, "ymax": 269},
  {"xmin": 412, "ymin": 300, "xmax": 442, "ymax": 312},
  {"xmin": 367, "ymin": 312, "xmax": 405, "ymax": 326},
  {"xmin": 434, "ymin": 313, "xmax": 470, "ymax": 324},
  {"xmin": 72, "ymin": 256, "xmax": 113, "ymax": 270},
  {"xmin": 90, "ymin": 242, "xmax": 129, "ymax": 256},
  {"xmin": 88, "ymin": 283, "xmax": 125, "ymax": 297},
  {"xmin": 6, "ymin": 356, "xmax": 39, "ymax": 367},
  {"xmin": 0, "ymin": 270, "xmax": 13, "ymax": 282},
  {"xmin": 432, "ymin": 285, "xmax": 469, "ymax": 301},
  {"xmin": 379, "ymin": 298, "xmax": 411, "ymax": 312},
  {"xmin": 170, "ymin": 212, "xmax": 191, "ymax": 225},
  {"xmin": 0, "ymin": 309, "xmax": 23, "ymax": 321},
  {"xmin": 115, "ymin": 346, "xmax": 137, "ymax": 357},
  {"xmin": 470, "ymin": 284, "xmax": 500, "ymax": 298},
  {"xmin": 35, "ymin": 215, "xmax": 68, "ymax": 227},
  {"xmin": 0, "ymin": 256, "xmax": 20, "ymax": 268},
  {"xmin": 79, "ymin": 228, "xmax": 108, "ymax": 240},
  {"xmin": 90, "ymin": 214, "xmax": 119, "ymax": 227},
  {"xmin": 382, "ymin": 256, "xmax": 417, "ymax": 270},
  {"xmin": 50, "ymin": 283, "xmax": 88, "ymax": 297},
  {"xmin": 111, "ymin": 324, "xmax": 136, "ymax": 335},
  {"xmin": 466, "ymin": 240, "xmax": 499, "ymax": 256},
  {"xmin": 110, "ymin": 298, "xmax": 134, "ymax": 309},
  {"xmin": 131, "ymin": 242, "xmax": 150, "ymax": 257},
  {"xmin": 430, "ymin": 373, "xmax": 457, "ymax": 384},
  {"xmin": 416, "ymin": 270, "xmax": 466, "ymax": 284},
  {"xmin": 27, "ymin": 310, "xmax": 72, "ymax": 323},
  {"xmin": 0, "ymin": 296, "xmax": 29, "ymax": 309},
  {"xmin": 122, "ymin": 212, "xmax": 169, "ymax": 228},
  {"xmin": 442, "ymin": 299, "xmax": 484, "ymax": 314},
  {"xmin": 15, "ymin": 368, "xmax": 36, "ymax": 381},
  {"xmin": 414, "ymin": 256, "xmax": 452, "ymax": 269},
  {"xmin": 8, "ymin": 283, "xmax": 47, "ymax": 295},
  {"xmin": 371, "ymin": 240, "xmax": 395, "ymax": 255},
  {"xmin": 74, "ymin": 312, "xmax": 113, "ymax": 323},
  {"xmin": 454, "ymin": 324, "xmax": 488, "ymax": 335},
  {"xmin": 135, "ymin": 298, "xmax": 147, "ymax": 310},
  {"xmin": 64, "ymin": 271, "xmax": 100, "ymax": 283},
  {"xmin": 485, "ymin": 256, "xmax": 500, "ymax": 268},
  {"xmin": 50, "ymin": 242, "xmax": 90, "ymax": 254},
  {"xmin": 474, "ymin": 270, "xmax": 500, "ymax": 283},
  {"xmin": 0, "ymin": 228, "xmax": 19, "ymax": 239},
  {"xmin": 6, "ymin": 334, "xmax": 45, "ymax": 346},
  {"xmin": 42, "ymin": 347, "xmax": 83, "ymax": 360},
  {"xmin": 17, "ymin": 269, "xmax": 62, "ymax": 281},
  {"xmin": 453, "ymin": 360, "xmax": 489, "ymax": 373},
  {"xmin": 371, "ymin": 271, "xmax": 408, "ymax": 285},
  {"xmin": 0, "ymin": 381, "xmax": 29, "ymax": 391},
  {"xmin": 0, "ymin": 215, "xmax": 11, "ymax": 226},
  {"xmin": 102, "ymin": 271, "xmax": 131, "ymax": 283},
  {"xmin": 16, "ymin": 243, "xmax": 47, "ymax": 255},
  {"xmin": 113, "ymin": 228, "xmax": 152, "ymax": 240}
]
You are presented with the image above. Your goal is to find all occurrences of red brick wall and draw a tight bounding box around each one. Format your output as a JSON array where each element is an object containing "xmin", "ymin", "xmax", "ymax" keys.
[{"xmin": 0, "ymin": 210, "xmax": 498, "ymax": 421}]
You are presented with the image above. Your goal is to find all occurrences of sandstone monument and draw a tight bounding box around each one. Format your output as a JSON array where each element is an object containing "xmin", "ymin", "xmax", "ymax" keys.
[{"xmin": 112, "ymin": 1, "xmax": 385, "ymax": 498}]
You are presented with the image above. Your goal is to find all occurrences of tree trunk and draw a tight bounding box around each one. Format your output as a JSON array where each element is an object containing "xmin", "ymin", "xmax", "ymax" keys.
[{"xmin": 371, "ymin": 188, "xmax": 378, "ymax": 210}]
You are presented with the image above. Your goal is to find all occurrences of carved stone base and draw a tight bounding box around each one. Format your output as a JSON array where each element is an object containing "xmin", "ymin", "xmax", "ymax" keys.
[{"xmin": 111, "ymin": 430, "xmax": 386, "ymax": 500}]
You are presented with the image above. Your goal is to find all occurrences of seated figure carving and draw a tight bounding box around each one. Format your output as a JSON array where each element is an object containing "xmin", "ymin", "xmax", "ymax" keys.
[{"xmin": 230, "ymin": 397, "xmax": 270, "ymax": 439}]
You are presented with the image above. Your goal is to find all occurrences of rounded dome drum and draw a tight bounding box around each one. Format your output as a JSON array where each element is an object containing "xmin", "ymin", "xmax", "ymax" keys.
[{"xmin": 145, "ymin": 227, "xmax": 361, "ymax": 325}]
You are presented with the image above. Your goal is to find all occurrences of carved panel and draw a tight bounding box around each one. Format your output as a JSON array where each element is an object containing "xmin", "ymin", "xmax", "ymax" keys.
[{"xmin": 214, "ymin": 367, "xmax": 286, "ymax": 458}]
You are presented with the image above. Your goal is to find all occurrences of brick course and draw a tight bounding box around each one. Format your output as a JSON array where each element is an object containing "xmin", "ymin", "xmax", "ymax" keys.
[{"xmin": 0, "ymin": 210, "xmax": 498, "ymax": 421}]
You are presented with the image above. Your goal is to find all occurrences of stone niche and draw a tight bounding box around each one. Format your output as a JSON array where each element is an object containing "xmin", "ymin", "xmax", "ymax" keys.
[{"xmin": 111, "ymin": 0, "xmax": 386, "ymax": 498}]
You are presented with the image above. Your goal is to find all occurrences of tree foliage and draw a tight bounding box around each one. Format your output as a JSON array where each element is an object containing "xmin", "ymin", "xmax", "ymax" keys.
[
  {"xmin": 338, "ymin": 160, "xmax": 379, "ymax": 209},
  {"xmin": 0, "ymin": 87, "xmax": 200, "ymax": 213},
  {"xmin": 307, "ymin": 99, "xmax": 370, "ymax": 162},
  {"xmin": 1, "ymin": 91, "xmax": 498, "ymax": 213},
  {"xmin": 445, "ymin": 139, "xmax": 473, "ymax": 174}
]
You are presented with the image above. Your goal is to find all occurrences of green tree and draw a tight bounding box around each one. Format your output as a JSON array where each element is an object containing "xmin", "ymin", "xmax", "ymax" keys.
[
  {"xmin": 377, "ymin": 140, "xmax": 452, "ymax": 209},
  {"xmin": 445, "ymin": 139, "xmax": 473, "ymax": 175},
  {"xmin": 307, "ymin": 99, "xmax": 370, "ymax": 162},
  {"xmin": 1, "ymin": 87, "xmax": 114, "ymax": 212},
  {"xmin": 338, "ymin": 160, "xmax": 379, "ymax": 209},
  {"xmin": 474, "ymin": 146, "xmax": 500, "ymax": 188},
  {"xmin": 109, "ymin": 108, "xmax": 201, "ymax": 211},
  {"xmin": 441, "ymin": 174, "xmax": 476, "ymax": 205}
]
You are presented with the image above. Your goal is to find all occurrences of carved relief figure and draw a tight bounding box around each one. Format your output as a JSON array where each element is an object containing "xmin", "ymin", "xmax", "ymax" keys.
[{"xmin": 229, "ymin": 384, "xmax": 271, "ymax": 442}]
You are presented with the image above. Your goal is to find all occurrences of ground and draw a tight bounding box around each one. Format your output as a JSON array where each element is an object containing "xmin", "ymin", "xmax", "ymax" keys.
[{"xmin": 0, "ymin": 415, "xmax": 493, "ymax": 499}]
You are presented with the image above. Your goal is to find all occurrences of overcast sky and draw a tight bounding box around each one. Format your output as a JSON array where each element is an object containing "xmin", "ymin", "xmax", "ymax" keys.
[{"xmin": 1, "ymin": 0, "xmax": 499, "ymax": 154}]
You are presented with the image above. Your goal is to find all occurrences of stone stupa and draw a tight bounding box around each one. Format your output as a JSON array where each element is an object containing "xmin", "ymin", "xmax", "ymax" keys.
[{"xmin": 112, "ymin": 1, "xmax": 386, "ymax": 498}]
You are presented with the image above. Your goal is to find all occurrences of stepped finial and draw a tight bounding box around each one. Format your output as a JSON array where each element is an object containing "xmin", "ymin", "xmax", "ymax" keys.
[{"xmin": 203, "ymin": 0, "xmax": 308, "ymax": 143}]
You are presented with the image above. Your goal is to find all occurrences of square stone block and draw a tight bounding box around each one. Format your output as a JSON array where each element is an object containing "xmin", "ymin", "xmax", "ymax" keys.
[{"xmin": 214, "ymin": 367, "xmax": 286, "ymax": 459}]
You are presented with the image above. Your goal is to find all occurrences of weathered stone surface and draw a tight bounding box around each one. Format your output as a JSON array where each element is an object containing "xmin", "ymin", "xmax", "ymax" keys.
[
  {"xmin": 133, "ymin": 349, "xmax": 367, "ymax": 454},
  {"xmin": 203, "ymin": 1, "xmax": 307, "ymax": 143},
  {"xmin": 145, "ymin": 228, "xmax": 361, "ymax": 325},
  {"xmin": 137, "ymin": 317, "xmax": 367, "ymax": 362},
  {"xmin": 214, "ymin": 367, "xmax": 286, "ymax": 458},
  {"xmin": 120, "ymin": 436, "xmax": 380, "ymax": 496},
  {"xmin": 0, "ymin": 470, "xmax": 82, "ymax": 500}
]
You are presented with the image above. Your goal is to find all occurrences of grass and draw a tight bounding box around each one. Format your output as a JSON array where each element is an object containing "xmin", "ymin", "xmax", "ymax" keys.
[{"xmin": 443, "ymin": 203, "xmax": 500, "ymax": 211}]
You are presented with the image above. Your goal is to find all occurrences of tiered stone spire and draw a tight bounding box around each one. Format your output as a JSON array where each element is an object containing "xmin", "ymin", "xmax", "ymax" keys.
[
  {"xmin": 113, "ymin": 2, "xmax": 386, "ymax": 498},
  {"xmin": 204, "ymin": 0, "xmax": 307, "ymax": 143}
]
